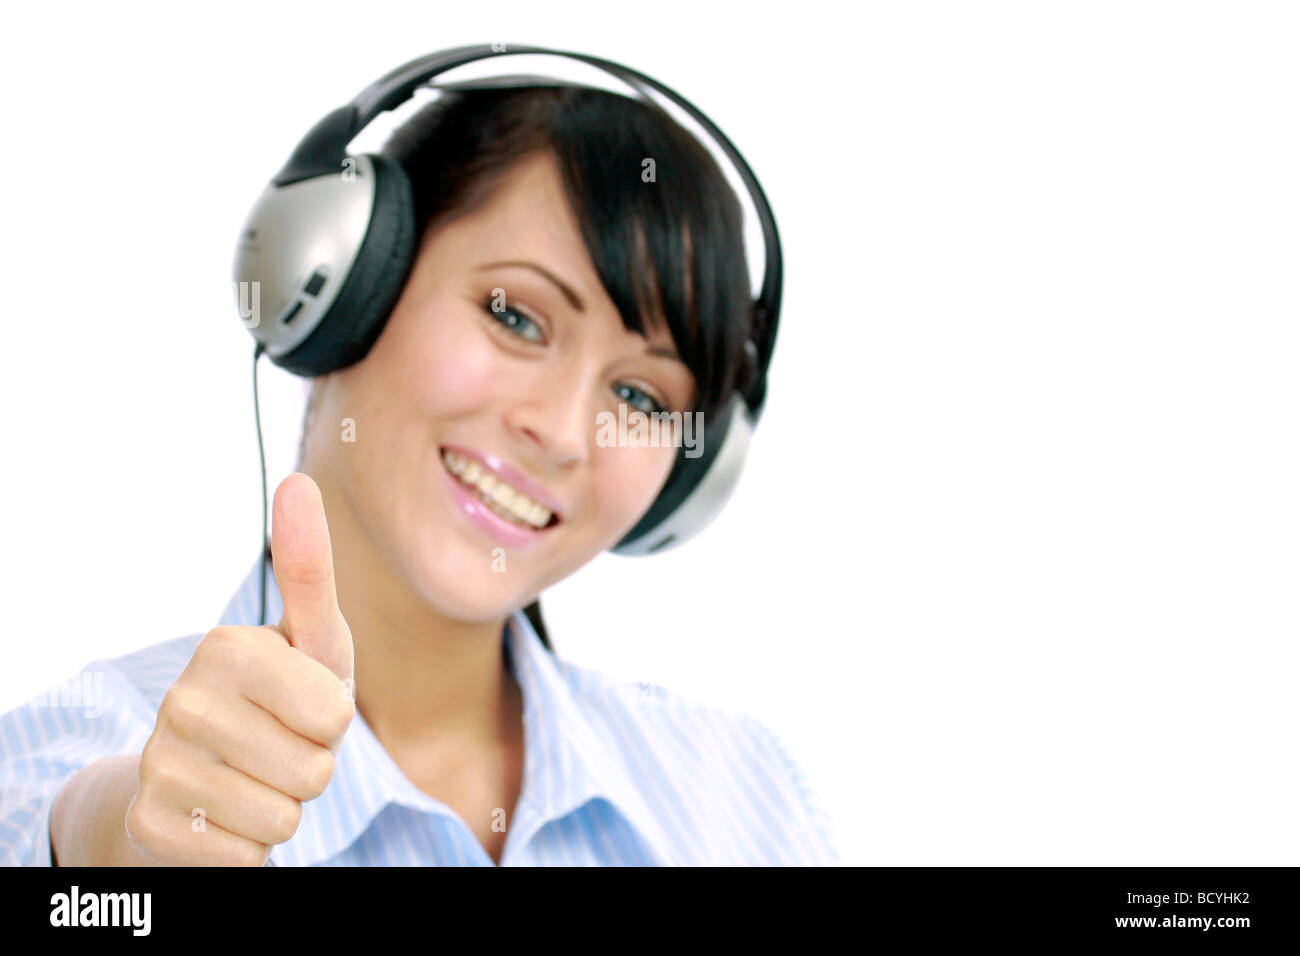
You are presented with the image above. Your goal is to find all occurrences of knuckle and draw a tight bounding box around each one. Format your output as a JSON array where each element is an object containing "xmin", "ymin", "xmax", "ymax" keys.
[
  {"xmin": 146, "ymin": 757, "xmax": 179, "ymax": 797},
  {"xmin": 157, "ymin": 682, "xmax": 185, "ymax": 721},
  {"xmin": 136, "ymin": 736, "xmax": 169, "ymax": 788},
  {"xmin": 299, "ymin": 748, "xmax": 334, "ymax": 799},
  {"xmin": 200, "ymin": 625, "xmax": 253, "ymax": 668},
  {"xmin": 123, "ymin": 800, "xmax": 156, "ymax": 851},
  {"xmin": 304, "ymin": 688, "xmax": 352, "ymax": 743},
  {"xmin": 160, "ymin": 683, "xmax": 209, "ymax": 738},
  {"xmin": 137, "ymin": 733, "xmax": 160, "ymax": 775},
  {"xmin": 202, "ymin": 624, "xmax": 239, "ymax": 652},
  {"xmin": 322, "ymin": 695, "xmax": 355, "ymax": 739},
  {"xmin": 267, "ymin": 798, "xmax": 303, "ymax": 844}
]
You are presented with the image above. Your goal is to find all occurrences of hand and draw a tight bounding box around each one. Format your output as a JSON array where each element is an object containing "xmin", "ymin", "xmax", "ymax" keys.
[{"xmin": 125, "ymin": 473, "xmax": 355, "ymax": 865}]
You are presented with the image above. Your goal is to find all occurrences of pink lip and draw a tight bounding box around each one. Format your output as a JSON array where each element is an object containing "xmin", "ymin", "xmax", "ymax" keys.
[
  {"xmin": 444, "ymin": 465, "xmax": 550, "ymax": 548},
  {"xmin": 440, "ymin": 444, "xmax": 565, "ymax": 518}
]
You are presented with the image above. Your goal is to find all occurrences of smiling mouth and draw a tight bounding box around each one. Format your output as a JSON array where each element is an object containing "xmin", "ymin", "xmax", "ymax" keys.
[{"xmin": 440, "ymin": 447, "xmax": 561, "ymax": 531}]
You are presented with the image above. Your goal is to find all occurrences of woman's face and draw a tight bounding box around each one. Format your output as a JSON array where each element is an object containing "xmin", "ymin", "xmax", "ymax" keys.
[{"xmin": 304, "ymin": 149, "xmax": 696, "ymax": 621}]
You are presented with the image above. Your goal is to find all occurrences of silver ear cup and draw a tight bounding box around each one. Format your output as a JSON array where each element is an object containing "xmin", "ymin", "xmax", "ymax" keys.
[
  {"xmin": 610, "ymin": 394, "xmax": 755, "ymax": 556},
  {"xmin": 233, "ymin": 154, "xmax": 378, "ymax": 357}
]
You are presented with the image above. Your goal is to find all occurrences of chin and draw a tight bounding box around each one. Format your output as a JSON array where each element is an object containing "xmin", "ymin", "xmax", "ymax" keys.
[{"xmin": 400, "ymin": 534, "xmax": 537, "ymax": 623}]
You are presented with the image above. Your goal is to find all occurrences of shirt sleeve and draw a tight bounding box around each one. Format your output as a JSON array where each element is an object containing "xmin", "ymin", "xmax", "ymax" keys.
[
  {"xmin": 737, "ymin": 713, "xmax": 844, "ymax": 866},
  {"xmin": 0, "ymin": 658, "xmax": 158, "ymax": 866}
]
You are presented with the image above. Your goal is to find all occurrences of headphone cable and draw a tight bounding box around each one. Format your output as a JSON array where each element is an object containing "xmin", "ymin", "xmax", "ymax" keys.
[{"xmin": 252, "ymin": 341, "xmax": 269, "ymax": 626}]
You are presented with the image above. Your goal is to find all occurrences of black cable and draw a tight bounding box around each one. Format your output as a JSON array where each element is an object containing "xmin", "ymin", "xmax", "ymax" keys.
[{"xmin": 252, "ymin": 341, "xmax": 269, "ymax": 626}]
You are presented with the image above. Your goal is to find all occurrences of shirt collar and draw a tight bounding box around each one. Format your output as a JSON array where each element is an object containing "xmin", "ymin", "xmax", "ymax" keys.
[{"xmin": 219, "ymin": 556, "xmax": 673, "ymax": 866}]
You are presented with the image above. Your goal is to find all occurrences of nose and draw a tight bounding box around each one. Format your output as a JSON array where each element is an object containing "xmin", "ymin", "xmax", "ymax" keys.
[{"xmin": 504, "ymin": 363, "xmax": 596, "ymax": 468}]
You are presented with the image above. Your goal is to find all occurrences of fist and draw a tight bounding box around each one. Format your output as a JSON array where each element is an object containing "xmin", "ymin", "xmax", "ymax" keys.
[{"xmin": 126, "ymin": 473, "xmax": 355, "ymax": 866}]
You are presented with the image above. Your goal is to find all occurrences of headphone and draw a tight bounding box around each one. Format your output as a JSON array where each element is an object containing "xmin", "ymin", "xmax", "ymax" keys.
[{"xmin": 233, "ymin": 43, "xmax": 782, "ymax": 566}]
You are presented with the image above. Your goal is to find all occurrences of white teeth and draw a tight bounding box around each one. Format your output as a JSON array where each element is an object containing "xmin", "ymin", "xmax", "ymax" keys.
[{"xmin": 441, "ymin": 449, "xmax": 554, "ymax": 529}]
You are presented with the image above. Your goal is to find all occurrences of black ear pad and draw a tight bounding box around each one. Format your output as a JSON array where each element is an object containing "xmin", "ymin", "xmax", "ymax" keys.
[
  {"xmin": 613, "ymin": 399, "xmax": 741, "ymax": 552},
  {"xmin": 275, "ymin": 154, "xmax": 418, "ymax": 377}
]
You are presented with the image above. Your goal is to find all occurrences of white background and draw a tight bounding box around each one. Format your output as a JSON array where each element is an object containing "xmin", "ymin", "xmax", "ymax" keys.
[{"xmin": 1, "ymin": 1, "xmax": 1296, "ymax": 866}]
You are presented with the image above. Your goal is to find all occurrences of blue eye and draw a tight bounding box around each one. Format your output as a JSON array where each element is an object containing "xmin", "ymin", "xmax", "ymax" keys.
[
  {"xmin": 615, "ymin": 383, "xmax": 665, "ymax": 417},
  {"xmin": 485, "ymin": 302, "xmax": 545, "ymax": 343}
]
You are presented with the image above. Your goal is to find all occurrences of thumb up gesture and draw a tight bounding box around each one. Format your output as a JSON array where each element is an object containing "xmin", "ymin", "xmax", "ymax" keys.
[
  {"xmin": 126, "ymin": 473, "xmax": 356, "ymax": 865},
  {"xmin": 270, "ymin": 473, "xmax": 355, "ymax": 695}
]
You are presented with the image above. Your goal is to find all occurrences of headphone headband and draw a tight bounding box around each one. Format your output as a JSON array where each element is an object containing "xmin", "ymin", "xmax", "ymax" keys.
[{"xmin": 269, "ymin": 43, "xmax": 781, "ymax": 420}]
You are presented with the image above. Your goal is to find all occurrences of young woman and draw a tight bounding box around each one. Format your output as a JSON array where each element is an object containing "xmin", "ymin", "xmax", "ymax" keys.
[{"xmin": 0, "ymin": 62, "xmax": 839, "ymax": 866}]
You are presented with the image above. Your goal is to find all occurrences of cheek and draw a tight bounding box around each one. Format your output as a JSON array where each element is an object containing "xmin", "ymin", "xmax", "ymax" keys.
[
  {"xmin": 594, "ymin": 445, "xmax": 677, "ymax": 528},
  {"xmin": 391, "ymin": 300, "xmax": 500, "ymax": 419}
]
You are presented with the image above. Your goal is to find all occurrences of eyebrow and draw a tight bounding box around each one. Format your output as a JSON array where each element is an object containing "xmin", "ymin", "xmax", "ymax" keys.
[
  {"xmin": 477, "ymin": 259, "xmax": 683, "ymax": 362},
  {"xmin": 478, "ymin": 260, "xmax": 585, "ymax": 313}
]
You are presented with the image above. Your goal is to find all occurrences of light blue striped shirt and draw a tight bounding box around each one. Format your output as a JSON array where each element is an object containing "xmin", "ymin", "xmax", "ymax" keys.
[{"xmin": 0, "ymin": 557, "xmax": 840, "ymax": 866}]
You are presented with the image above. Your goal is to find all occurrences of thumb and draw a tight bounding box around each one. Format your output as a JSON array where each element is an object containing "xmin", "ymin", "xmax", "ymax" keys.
[{"xmin": 271, "ymin": 472, "xmax": 354, "ymax": 685}]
